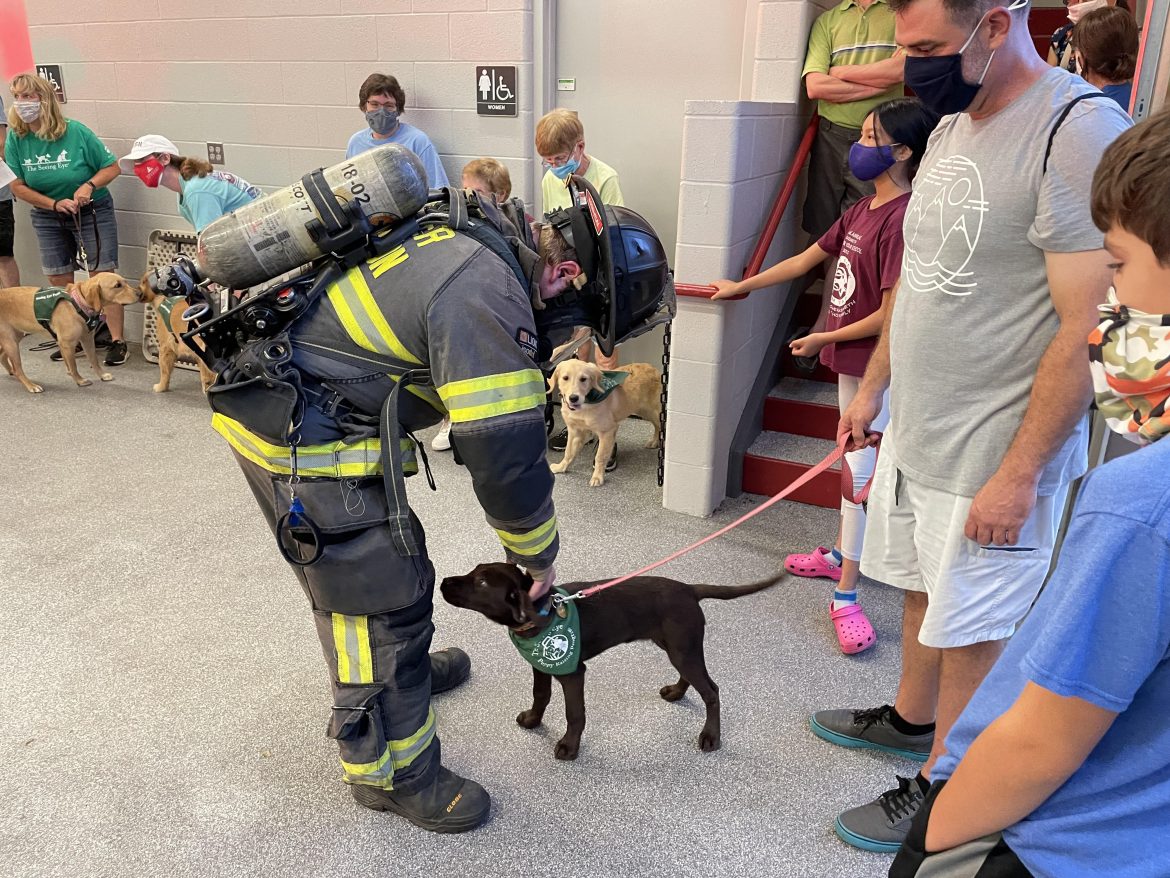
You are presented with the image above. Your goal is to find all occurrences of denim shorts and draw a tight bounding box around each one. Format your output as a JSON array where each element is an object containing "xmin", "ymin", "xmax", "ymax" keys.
[{"xmin": 29, "ymin": 195, "xmax": 119, "ymax": 276}]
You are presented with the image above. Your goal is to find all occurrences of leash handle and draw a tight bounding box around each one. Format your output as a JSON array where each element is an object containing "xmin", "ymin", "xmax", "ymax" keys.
[
  {"xmin": 839, "ymin": 430, "xmax": 882, "ymax": 506},
  {"xmin": 558, "ymin": 431, "xmax": 882, "ymax": 604}
]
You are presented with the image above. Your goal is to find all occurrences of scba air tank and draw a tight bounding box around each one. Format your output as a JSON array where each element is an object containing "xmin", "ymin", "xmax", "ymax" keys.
[{"xmin": 196, "ymin": 144, "xmax": 429, "ymax": 289}]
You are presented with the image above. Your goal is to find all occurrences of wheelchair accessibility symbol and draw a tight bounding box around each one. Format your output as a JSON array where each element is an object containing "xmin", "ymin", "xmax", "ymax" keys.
[{"xmin": 476, "ymin": 65, "xmax": 518, "ymax": 117}]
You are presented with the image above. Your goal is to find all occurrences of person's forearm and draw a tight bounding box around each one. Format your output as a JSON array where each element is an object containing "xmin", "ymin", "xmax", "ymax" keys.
[
  {"xmin": 733, "ymin": 244, "xmax": 828, "ymax": 296},
  {"xmin": 830, "ymin": 55, "xmax": 905, "ymax": 88},
  {"xmin": 926, "ymin": 710, "xmax": 1085, "ymax": 850},
  {"xmin": 856, "ymin": 285, "xmax": 897, "ymax": 396},
  {"xmin": 997, "ymin": 324, "xmax": 1093, "ymax": 486},
  {"xmin": 805, "ymin": 72, "xmax": 884, "ymax": 103},
  {"xmin": 817, "ymin": 302, "xmax": 886, "ymax": 345},
  {"xmin": 10, "ymin": 179, "xmax": 54, "ymax": 210},
  {"xmin": 89, "ymin": 163, "xmax": 120, "ymax": 188}
]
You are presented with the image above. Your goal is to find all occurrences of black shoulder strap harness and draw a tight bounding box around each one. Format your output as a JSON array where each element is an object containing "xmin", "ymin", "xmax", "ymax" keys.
[{"xmin": 1043, "ymin": 92, "xmax": 1109, "ymax": 175}]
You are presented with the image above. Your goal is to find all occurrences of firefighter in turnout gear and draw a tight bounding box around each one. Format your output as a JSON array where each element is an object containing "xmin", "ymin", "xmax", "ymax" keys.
[{"xmin": 163, "ymin": 144, "xmax": 672, "ymax": 833}]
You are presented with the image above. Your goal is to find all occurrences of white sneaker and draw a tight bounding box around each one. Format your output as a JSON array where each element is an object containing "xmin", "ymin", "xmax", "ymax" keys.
[{"xmin": 431, "ymin": 418, "xmax": 452, "ymax": 451}]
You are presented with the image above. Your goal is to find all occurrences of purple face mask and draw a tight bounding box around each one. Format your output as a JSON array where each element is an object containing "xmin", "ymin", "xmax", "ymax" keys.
[{"xmin": 848, "ymin": 142, "xmax": 898, "ymax": 182}]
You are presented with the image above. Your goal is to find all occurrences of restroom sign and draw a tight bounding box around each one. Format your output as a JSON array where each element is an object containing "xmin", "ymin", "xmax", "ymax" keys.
[
  {"xmin": 476, "ymin": 66, "xmax": 517, "ymax": 117},
  {"xmin": 35, "ymin": 65, "xmax": 66, "ymax": 103}
]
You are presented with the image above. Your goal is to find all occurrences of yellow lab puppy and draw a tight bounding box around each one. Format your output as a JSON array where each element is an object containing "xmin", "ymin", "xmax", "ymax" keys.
[
  {"xmin": 0, "ymin": 273, "xmax": 140, "ymax": 393},
  {"xmin": 548, "ymin": 360, "xmax": 663, "ymax": 487},
  {"xmin": 137, "ymin": 275, "xmax": 216, "ymax": 393}
]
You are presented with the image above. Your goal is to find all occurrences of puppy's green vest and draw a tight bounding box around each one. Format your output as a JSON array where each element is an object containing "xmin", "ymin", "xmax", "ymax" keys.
[
  {"xmin": 32, "ymin": 287, "xmax": 102, "ymax": 338},
  {"xmin": 584, "ymin": 370, "xmax": 628, "ymax": 404},
  {"xmin": 509, "ymin": 588, "xmax": 582, "ymax": 675}
]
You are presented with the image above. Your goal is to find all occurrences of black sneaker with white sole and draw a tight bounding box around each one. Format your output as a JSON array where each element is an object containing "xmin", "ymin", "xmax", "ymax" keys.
[{"xmin": 104, "ymin": 340, "xmax": 128, "ymax": 366}]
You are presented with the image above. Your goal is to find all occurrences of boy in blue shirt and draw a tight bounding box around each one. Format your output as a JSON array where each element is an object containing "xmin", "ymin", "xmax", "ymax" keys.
[
  {"xmin": 890, "ymin": 110, "xmax": 1170, "ymax": 878},
  {"xmin": 346, "ymin": 73, "xmax": 448, "ymax": 189}
]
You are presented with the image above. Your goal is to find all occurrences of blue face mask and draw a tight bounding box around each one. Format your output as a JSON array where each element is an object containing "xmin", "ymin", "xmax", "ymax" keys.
[
  {"xmin": 549, "ymin": 155, "xmax": 581, "ymax": 180},
  {"xmin": 848, "ymin": 142, "xmax": 898, "ymax": 182},
  {"xmin": 903, "ymin": 0, "xmax": 1027, "ymax": 116}
]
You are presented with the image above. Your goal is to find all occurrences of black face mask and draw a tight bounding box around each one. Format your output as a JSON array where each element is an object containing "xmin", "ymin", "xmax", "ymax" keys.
[{"xmin": 903, "ymin": 0, "xmax": 1026, "ymax": 116}]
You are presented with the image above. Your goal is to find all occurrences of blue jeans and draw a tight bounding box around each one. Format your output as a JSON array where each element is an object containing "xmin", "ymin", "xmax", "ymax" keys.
[{"xmin": 29, "ymin": 195, "xmax": 119, "ymax": 276}]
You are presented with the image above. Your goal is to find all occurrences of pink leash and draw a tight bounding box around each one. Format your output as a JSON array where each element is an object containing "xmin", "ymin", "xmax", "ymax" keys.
[{"xmin": 554, "ymin": 433, "xmax": 882, "ymax": 605}]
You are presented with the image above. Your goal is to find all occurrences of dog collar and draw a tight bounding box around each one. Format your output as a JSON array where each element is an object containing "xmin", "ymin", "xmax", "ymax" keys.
[
  {"xmin": 509, "ymin": 587, "xmax": 582, "ymax": 675},
  {"xmin": 583, "ymin": 369, "xmax": 629, "ymax": 404}
]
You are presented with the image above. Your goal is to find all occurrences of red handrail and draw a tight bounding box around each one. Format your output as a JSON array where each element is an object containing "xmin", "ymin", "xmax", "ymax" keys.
[{"xmin": 677, "ymin": 112, "xmax": 820, "ymax": 301}]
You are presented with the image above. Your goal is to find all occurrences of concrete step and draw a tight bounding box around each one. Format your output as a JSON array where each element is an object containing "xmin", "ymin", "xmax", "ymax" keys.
[
  {"xmin": 764, "ymin": 377, "xmax": 839, "ymax": 440},
  {"xmin": 742, "ymin": 431, "xmax": 841, "ymax": 509}
]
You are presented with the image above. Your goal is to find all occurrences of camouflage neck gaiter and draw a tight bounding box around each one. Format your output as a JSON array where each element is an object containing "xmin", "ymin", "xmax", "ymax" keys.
[{"xmin": 1089, "ymin": 287, "xmax": 1170, "ymax": 447}]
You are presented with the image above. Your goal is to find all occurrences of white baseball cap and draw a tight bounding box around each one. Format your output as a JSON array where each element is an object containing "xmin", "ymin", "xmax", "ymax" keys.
[{"xmin": 118, "ymin": 134, "xmax": 179, "ymax": 171}]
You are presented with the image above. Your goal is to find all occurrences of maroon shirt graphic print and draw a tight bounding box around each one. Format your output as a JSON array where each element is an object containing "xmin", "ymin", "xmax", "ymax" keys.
[{"xmin": 815, "ymin": 192, "xmax": 909, "ymax": 377}]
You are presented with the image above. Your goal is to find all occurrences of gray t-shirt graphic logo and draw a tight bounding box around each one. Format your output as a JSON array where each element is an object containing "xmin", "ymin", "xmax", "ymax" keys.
[
  {"xmin": 889, "ymin": 68, "xmax": 1132, "ymax": 498},
  {"xmin": 902, "ymin": 155, "xmax": 986, "ymax": 298}
]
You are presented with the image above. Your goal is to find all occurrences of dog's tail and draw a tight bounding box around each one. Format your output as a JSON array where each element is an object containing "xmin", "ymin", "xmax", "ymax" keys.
[{"xmin": 690, "ymin": 572, "xmax": 785, "ymax": 601}]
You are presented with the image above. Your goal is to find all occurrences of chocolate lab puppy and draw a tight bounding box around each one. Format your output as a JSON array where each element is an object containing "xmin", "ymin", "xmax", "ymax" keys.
[{"xmin": 440, "ymin": 562, "xmax": 782, "ymax": 761}]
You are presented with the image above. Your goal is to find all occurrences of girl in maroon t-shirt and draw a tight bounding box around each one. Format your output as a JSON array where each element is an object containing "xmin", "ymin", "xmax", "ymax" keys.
[{"xmin": 712, "ymin": 98, "xmax": 938, "ymax": 655}]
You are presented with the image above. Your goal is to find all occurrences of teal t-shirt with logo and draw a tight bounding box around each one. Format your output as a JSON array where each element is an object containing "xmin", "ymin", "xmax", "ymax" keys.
[
  {"xmin": 5, "ymin": 119, "xmax": 117, "ymax": 202},
  {"xmin": 179, "ymin": 173, "xmax": 258, "ymax": 232}
]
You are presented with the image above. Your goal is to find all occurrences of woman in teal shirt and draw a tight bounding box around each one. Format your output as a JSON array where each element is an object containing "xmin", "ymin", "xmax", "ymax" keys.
[
  {"xmin": 120, "ymin": 134, "xmax": 259, "ymax": 233},
  {"xmin": 5, "ymin": 73, "xmax": 127, "ymax": 365}
]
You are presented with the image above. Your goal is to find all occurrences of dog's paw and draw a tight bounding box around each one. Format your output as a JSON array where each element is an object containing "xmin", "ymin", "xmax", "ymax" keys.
[
  {"xmin": 99, "ymin": 372, "xmax": 114, "ymax": 382},
  {"xmin": 554, "ymin": 738, "xmax": 580, "ymax": 761},
  {"xmin": 26, "ymin": 383, "xmax": 43, "ymax": 394},
  {"xmin": 76, "ymin": 378, "xmax": 92, "ymax": 387},
  {"xmin": 644, "ymin": 438, "xmax": 660, "ymax": 449},
  {"xmin": 589, "ymin": 473, "xmax": 605, "ymax": 487},
  {"xmin": 516, "ymin": 710, "xmax": 543, "ymax": 730},
  {"xmin": 699, "ymin": 730, "xmax": 721, "ymax": 753},
  {"xmin": 549, "ymin": 461, "xmax": 568, "ymax": 474},
  {"xmin": 659, "ymin": 683, "xmax": 687, "ymax": 702}
]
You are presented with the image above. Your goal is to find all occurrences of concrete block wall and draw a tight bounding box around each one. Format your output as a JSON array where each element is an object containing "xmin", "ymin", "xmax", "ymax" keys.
[
  {"xmin": 661, "ymin": 0, "xmax": 823, "ymax": 517},
  {"xmin": 664, "ymin": 100, "xmax": 806, "ymax": 517},
  {"xmin": 17, "ymin": 0, "xmax": 534, "ymax": 340}
]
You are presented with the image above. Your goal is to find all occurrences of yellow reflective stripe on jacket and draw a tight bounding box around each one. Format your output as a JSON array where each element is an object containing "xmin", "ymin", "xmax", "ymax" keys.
[
  {"xmin": 211, "ymin": 414, "xmax": 417, "ymax": 477},
  {"xmin": 495, "ymin": 515, "xmax": 558, "ymax": 558},
  {"xmin": 339, "ymin": 707, "xmax": 437, "ymax": 786},
  {"xmin": 327, "ymin": 269, "xmax": 422, "ymax": 365},
  {"xmin": 332, "ymin": 614, "xmax": 374, "ymax": 684},
  {"xmin": 437, "ymin": 369, "xmax": 545, "ymax": 423}
]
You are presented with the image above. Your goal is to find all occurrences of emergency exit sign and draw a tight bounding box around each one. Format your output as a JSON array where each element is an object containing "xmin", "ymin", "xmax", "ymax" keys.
[{"xmin": 476, "ymin": 66, "xmax": 517, "ymax": 117}]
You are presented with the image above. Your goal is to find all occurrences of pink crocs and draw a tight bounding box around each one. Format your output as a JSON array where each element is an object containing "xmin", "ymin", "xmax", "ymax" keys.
[
  {"xmin": 830, "ymin": 602, "xmax": 876, "ymax": 655},
  {"xmin": 784, "ymin": 547, "xmax": 843, "ymax": 582}
]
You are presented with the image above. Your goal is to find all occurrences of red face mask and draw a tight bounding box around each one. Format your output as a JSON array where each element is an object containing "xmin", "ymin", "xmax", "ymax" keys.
[{"xmin": 134, "ymin": 156, "xmax": 165, "ymax": 188}]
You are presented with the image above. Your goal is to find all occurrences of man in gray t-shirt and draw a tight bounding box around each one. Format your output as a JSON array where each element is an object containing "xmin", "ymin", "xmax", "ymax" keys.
[
  {"xmin": 0, "ymin": 93, "xmax": 18, "ymax": 288},
  {"xmin": 809, "ymin": 0, "xmax": 1132, "ymax": 855}
]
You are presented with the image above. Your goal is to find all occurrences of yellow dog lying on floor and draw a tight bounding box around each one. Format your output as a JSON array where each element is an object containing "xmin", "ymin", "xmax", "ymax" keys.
[
  {"xmin": 0, "ymin": 272, "xmax": 140, "ymax": 394},
  {"xmin": 548, "ymin": 359, "xmax": 663, "ymax": 487}
]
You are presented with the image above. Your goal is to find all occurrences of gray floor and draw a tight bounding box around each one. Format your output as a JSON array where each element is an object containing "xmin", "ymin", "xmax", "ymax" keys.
[{"xmin": 0, "ymin": 352, "xmax": 918, "ymax": 878}]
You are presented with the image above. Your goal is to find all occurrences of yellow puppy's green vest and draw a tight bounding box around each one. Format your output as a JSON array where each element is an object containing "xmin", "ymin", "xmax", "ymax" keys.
[{"xmin": 32, "ymin": 287, "xmax": 102, "ymax": 338}]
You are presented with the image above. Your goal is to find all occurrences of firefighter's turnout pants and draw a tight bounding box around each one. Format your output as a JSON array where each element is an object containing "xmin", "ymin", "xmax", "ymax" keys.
[{"xmin": 234, "ymin": 445, "xmax": 439, "ymax": 793}]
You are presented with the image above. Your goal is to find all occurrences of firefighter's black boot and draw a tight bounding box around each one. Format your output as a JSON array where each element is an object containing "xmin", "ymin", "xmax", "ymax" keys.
[
  {"xmin": 429, "ymin": 647, "xmax": 471, "ymax": 695},
  {"xmin": 351, "ymin": 766, "xmax": 490, "ymax": 833}
]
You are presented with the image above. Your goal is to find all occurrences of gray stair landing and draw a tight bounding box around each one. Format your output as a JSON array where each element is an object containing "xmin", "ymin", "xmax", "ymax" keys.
[
  {"xmin": 768, "ymin": 376, "xmax": 838, "ymax": 405},
  {"xmin": 746, "ymin": 430, "xmax": 838, "ymax": 466}
]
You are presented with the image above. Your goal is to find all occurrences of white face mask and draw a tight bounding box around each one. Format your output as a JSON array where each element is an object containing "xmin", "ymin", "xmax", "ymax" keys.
[
  {"xmin": 14, "ymin": 100, "xmax": 40, "ymax": 122},
  {"xmin": 1068, "ymin": 0, "xmax": 1107, "ymax": 24}
]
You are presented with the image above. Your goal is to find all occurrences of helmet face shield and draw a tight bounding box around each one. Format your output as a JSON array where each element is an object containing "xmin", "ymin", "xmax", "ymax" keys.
[{"xmin": 540, "ymin": 176, "xmax": 672, "ymax": 359}]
